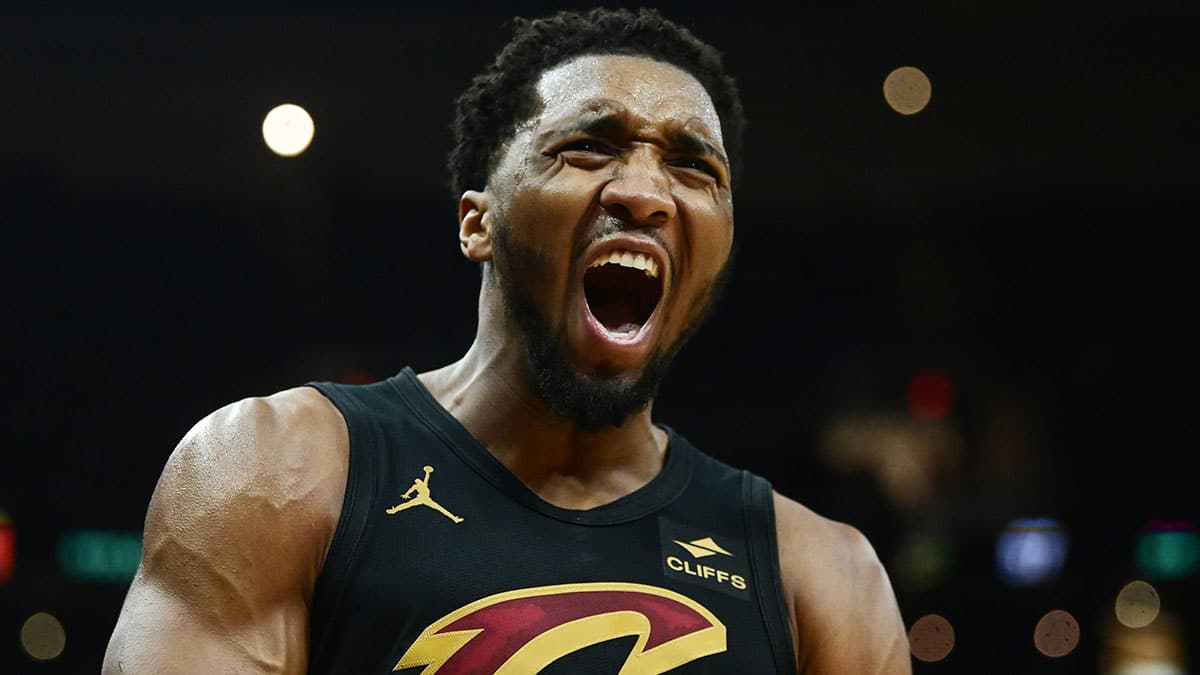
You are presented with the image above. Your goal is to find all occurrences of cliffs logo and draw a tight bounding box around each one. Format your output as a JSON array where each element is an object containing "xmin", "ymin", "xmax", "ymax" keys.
[
  {"xmin": 393, "ymin": 582, "xmax": 726, "ymax": 673},
  {"xmin": 659, "ymin": 517, "xmax": 751, "ymax": 599},
  {"xmin": 667, "ymin": 538, "xmax": 748, "ymax": 591}
]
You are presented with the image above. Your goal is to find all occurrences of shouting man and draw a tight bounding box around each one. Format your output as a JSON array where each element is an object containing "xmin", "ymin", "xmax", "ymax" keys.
[{"xmin": 105, "ymin": 8, "xmax": 910, "ymax": 673}]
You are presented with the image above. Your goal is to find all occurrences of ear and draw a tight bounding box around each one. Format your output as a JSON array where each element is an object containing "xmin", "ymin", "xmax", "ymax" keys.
[{"xmin": 458, "ymin": 190, "xmax": 493, "ymax": 263}]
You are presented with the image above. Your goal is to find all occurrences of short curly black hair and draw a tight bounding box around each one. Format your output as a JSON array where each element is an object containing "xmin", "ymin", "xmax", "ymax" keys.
[{"xmin": 448, "ymin": 7, "xmax": 745, "ymax": 197}]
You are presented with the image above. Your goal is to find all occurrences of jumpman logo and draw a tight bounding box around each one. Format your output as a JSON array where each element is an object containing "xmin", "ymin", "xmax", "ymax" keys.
[{"xmin": 385, "ymin": 465, "xmax": 464, "ymax": 523}]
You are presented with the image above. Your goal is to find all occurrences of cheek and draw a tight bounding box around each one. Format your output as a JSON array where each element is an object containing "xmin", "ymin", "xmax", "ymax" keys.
[
  {"xmin": 542, "ymin": 171, "xmax": 608, "ymax": 223},
  {"xmin": 512, "ymin": 176, "xmax": 607, "ymax": 268},
  {"xmin": 510, "ymin": 169, "xmax": 598, "ymax": 236},
  {"xmin": 504, "ymin": 193, "xmax": 560, "ymax": 258},
  {"xmin": 685, "ymin": 200, "xmax": 734, "ymax": 276},
  {"xmin": 500, "ymin": 179, "xmax": 600, "ymax": 300}
]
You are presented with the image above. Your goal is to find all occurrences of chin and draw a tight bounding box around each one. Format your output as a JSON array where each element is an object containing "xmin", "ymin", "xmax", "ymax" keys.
[{"xmin": 523, "ymin": 331, "xmax": 670, "ymax": 432}]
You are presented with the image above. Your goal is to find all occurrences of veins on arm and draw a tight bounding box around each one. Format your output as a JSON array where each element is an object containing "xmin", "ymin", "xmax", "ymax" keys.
[{"xmin": 104, "ymin": 388, "xmax": 347, "ymax": 674}]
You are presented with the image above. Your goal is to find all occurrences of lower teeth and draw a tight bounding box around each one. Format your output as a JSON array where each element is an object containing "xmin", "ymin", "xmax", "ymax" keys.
[{"xmin": 613, "ymin": 322, "xmax": 641, "ymax": 334}]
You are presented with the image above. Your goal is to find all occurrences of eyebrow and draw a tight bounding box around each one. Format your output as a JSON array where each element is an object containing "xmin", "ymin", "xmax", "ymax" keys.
[
  {"xmin": 547, "ymin": 104, "xmax": 730, "ymax": 171},
  {"xmin": 664, "ymin": 128, "xmax": 730, "ymax": 171}
]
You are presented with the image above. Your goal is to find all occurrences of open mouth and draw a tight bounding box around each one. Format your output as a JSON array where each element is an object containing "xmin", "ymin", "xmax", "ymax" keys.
[{"xmin": 583, "ymin": 249, "xmax": 663, "ymax": 336}]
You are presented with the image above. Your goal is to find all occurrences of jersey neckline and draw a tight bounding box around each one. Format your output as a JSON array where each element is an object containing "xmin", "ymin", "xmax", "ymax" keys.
[{"xmin": 388, "ymin": 366, "xmax": 694, "ymax": 526}]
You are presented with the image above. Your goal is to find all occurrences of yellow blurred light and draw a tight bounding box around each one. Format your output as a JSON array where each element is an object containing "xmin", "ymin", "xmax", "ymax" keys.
[
  {"xmin": 908, "ymin": 613, "xmax": 954, "ymax": 662},
  {"xmin": 1034, "ymin": 609, "xmax": 1080, "ymax": 657},
  {"xmin": 262, "ymin": 103, "xmax": 315, "ymax": 157},
  {"xmin": 1109, "ymin": 663, "xmax": 1184, "ymax": 675},
  {"xmin": 1115, "ymin": 580, "xmax": 1161, "ymax": 629},
  {"xmin": 883, "ymin": 66, "xmax": 932, "ymax": 115},
  {"xmin": 20, "ymin": 612, "xmax": 66, "ymax": 661},
  {"xmin": 1100, "ymin": 610, "xmax": 1186, "ymax": 675},
  {"xmin": 819, "ymin": 412, "xmax": 963, "ymax": 509}
]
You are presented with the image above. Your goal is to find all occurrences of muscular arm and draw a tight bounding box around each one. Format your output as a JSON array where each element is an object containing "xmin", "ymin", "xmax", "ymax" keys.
[
  {"xmin": 774, "ymin": 493, "xmax": 911, "ymax": 675},
  {"xmin": 103, "ymin": 388, "xmax": 348, "ymax": 674}
]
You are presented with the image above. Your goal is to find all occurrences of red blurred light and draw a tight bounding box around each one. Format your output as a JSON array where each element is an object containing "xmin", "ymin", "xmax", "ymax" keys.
[
  {"xmin": 0, "ymin": 523, "xmax": 14, "ymax": 585},
  {"xmin": 1147, "ymin": 519, "xmax": 1195, "ymax": 532},
  {"xmin": 339, "ymin": 371, "xmax": 375, "ymax": 385},
  {"xmin": 907, "ymin": 370, "xmax": 955, "ymax": 421}
]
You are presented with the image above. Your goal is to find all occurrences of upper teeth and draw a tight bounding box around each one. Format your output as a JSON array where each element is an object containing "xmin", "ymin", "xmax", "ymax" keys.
[{"xmin": 588, "ymin": 249, "xmax": 659, "ymax": 278}]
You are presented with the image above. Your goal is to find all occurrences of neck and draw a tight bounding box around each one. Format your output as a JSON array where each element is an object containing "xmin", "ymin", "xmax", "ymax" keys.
[{"xmin": 417, "ymin": 289, "xmax": 668, "ymax": 510}]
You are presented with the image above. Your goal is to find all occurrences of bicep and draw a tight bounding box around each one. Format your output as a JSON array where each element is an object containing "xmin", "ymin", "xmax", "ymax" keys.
[
  {"xmin": 104, "ymin": 392, "xmax": 343, "ymax": 674},
  {"xmin": 774, "ymin": 494, "xmax": 911, "ymax": 674},
  {"xmin": 103, "ymin": 569, "xmax": 308, "ymax": 674},
  {"xmin": 805, "ymin": 526, "xmax": 911, "ymax": 674},
  {"xmin": 843, "ymin": 529, "xmax": 910, "ymax": 673}
]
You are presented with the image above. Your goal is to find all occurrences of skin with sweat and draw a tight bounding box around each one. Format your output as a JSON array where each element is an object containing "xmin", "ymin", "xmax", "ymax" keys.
[{"xmin": 102, "ymin": 54, "xmax": 911, "ymax": 674}]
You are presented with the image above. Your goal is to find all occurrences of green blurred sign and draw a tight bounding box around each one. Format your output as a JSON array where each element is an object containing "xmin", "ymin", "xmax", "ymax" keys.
[
  {"xmin": 1136, "ymin": 530, "xmax": 1200, "ymax": 579},
  {"xmin": 57, "ymin": 530, "xmax": 142, "ymax": 583}
]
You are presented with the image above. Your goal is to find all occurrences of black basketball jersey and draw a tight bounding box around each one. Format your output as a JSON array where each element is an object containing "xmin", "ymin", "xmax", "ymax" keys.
[{"xmin": 306, "ymin": 368, "xmax": 796, "ymax": 674}]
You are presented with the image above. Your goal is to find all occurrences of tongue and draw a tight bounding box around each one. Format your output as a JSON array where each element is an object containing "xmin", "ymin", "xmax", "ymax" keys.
[{"xmin": 592, "ymin": 295, "xmax": 644, "ymax": 335}]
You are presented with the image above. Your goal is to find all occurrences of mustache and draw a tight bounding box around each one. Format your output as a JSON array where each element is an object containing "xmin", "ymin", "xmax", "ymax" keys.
[{"xmin": 571, "ymin": 214, "xmax": 672, "ymax": 266}]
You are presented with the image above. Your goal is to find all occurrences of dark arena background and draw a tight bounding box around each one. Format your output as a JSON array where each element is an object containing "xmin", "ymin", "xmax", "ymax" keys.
[{"xmin": 3, "ymin": 1, "xmax": 1198, "ymax": 672}]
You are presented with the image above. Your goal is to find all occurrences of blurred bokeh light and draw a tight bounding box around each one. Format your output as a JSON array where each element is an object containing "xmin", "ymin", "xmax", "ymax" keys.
[
  {"xmin": 57, "ymin": 529, "xmax": 141, "ymax": 584},
  {"xmin": 996, "ymin": 518, "xmax": 1069, "ymax": 587},
  {"xmin": 1101, "ymin": 611, "xmax": 1187, "ymax": 675},
  {"xmin": 882, "ymin": 65, "xmax": 932, "ymax": 115},
  {"xmin": 894, "ymin": 532, "xmax": 955, "ymax": 592},
  {"xmin": 908, "ymin": 613, "xmax": 954, "ymax": 662},
  {"xmin": 1137, "ymin": 521, "xmax": 1200, "ymax": 580},
  {"xmin": 1115, "ymin": 580, "xmax": 1162, "ymax": 629},
  {"xmin": 339, "ymin": 370, "xmax": 376, "ymax": 385},
  {"xmin": 905, "ymin": 370, "xmax": 956, "ymax": 422},
  {"xmin": 0, "ymin": 508, "xmax": 13, "ymax": 585},
  {"xmin": 20, "ymin": 612, "xmax": 66, "ymax": 661},
  {"xmin": 1034, "ymin": 609, "xmax": 1081, "ymax": 658},
  {"xmin": 262, "ymin": 103, "xmax": 315, "ymax": 157},
  {"xmin": 819, "ymin": 412, "xmax": 963, "ymax": 509}
]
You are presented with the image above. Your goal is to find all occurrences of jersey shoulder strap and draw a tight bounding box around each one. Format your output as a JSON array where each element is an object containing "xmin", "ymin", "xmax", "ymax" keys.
[
  {"xmin": 741, "ymin": 470, "xmax": 797, "ymax": 674},
  {"xmin": 674, "ymin": 440, "xmax": 796, "ymax": 674},
  {"xmin": 303, "ymin": 375, "xmax": 405, "ymax": 661}
]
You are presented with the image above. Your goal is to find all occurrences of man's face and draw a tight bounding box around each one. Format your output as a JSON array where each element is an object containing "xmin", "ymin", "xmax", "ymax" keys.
[{"xmin": 484, "ymin": 54, "xmax": 735, "ymax": 430}]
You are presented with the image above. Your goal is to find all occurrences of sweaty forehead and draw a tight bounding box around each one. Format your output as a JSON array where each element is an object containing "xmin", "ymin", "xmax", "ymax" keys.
[{"xmin": 531, "ymin": 54, "xmax": 724, "ymax": 146}]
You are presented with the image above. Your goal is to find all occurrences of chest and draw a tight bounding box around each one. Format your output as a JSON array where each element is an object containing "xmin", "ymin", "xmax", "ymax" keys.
[{"xmin": 312, "ymin": 476, "xmax": 779, "ymax": 673}]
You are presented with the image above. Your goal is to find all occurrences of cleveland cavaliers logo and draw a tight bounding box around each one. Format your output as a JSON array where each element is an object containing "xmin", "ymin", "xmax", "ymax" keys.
[
  {"xmin": 394, "ymin": 582, "xmax": 726, "ymax": 673},
  {"xmin": 386, "ymin": 465, "xmax": 464, "ymax": 523}
]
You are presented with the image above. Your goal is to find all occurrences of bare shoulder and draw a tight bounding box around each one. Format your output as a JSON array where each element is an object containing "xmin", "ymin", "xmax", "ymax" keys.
[
  {"xmin": 146, "ymin": 386, "xmax": 349, "ymax": 597},
  {"xmin": 103, "ymin": 387, "xmax": 348, "ymax": 674},
  {"xmin": 172, "ymin": 385, "xmax": 348, "ymax": 503},
  {"xmin": 773, "ymin": 492, "xmax": 911, "ymax": 674}
]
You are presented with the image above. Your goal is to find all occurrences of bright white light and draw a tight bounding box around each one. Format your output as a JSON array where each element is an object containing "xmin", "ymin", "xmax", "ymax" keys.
[
  {"xmin": 1111, "ymin": 663, "xmax": 1184, "ymax": 675},
  {"xmin": 996, "ymin": 518, "xmax": 1069, "ymax": 587},
  {"xmin": 262, "ymin": 103, "xmax": 315, "ymax": 157}
]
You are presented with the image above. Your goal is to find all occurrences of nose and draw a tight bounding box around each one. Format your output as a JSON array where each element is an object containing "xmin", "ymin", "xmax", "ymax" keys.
[{"xmin": 599, "ymin": 149, "xmax": 676, "ymax": 226}]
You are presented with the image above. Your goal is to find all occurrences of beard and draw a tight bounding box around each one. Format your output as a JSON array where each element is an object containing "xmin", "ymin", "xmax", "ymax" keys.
[{"xmin": 490, "ymin": 223, "xmax": 734, "ymax": 432}]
